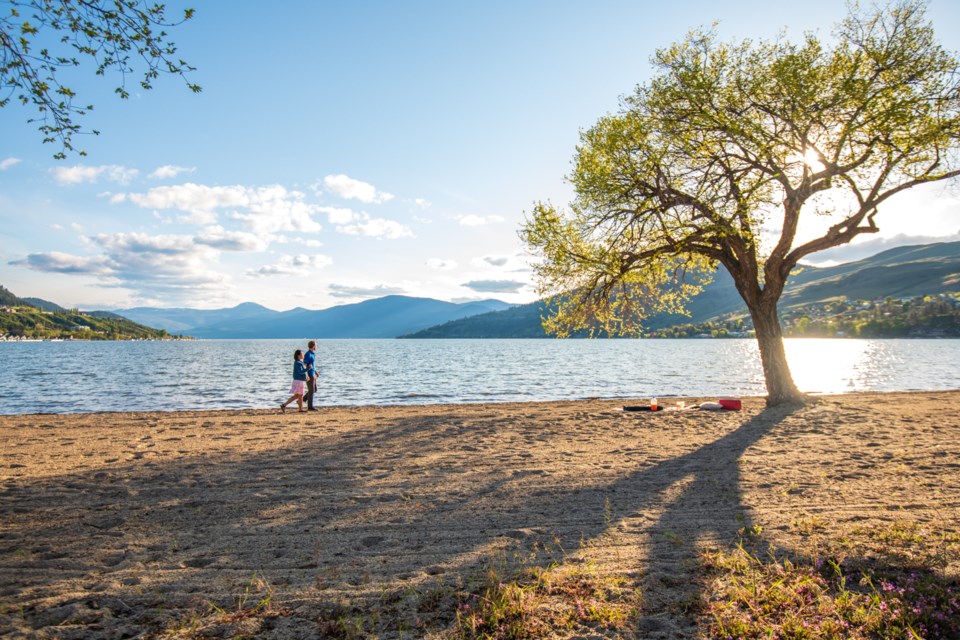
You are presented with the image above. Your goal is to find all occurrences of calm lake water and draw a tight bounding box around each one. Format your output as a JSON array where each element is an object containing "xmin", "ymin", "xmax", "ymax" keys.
[{"xmin": 0, "ymin": 338, "xmax": 958, "ymax": 415}]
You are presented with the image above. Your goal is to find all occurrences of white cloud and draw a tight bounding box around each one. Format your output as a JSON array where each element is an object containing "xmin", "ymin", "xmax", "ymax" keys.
[
  {"xmin": 786, "ymin": 184, "xmax": 960, "ymax": 253},
  {"xmin": 9, "ymin": 251, "xmax": 114, "ymax": 275},
  {"xmin": 120, "ymin": 182, "xmax": 325, "ymax": 232},
  {"xmin": 11, "ymin": 232, "xmax": 229, "ymax": 302},
  {"xmin": 90, "ymin": 232, "xmax": 227, "ymax": 291},
  {"xmin": 232, "ymin": 186, "xmax": 324, "ymax": 234},
  {"xmin": 319, "ymin": 206, "xmax": 357, "ymax": 225},
  {"xmin": 475, "ymin": 255, "xmax": 509, "ymax": 267},
  {"xmin": 149, "ymin": 165, "xmax": 195, "ymax": 179},
  {"xmin": 0, "ymin": 157, "xmax": 21, "ymax": 170},
  {"xmin": 247, "ymin": 254, "xmax": 333, "ymax": 277},
  {"xmin": 50, "ymin": 223, "xmax": 64, "ymax": 231},
  {"xmin": 328, "ymin": 283, "xmax": 407, "ymax": 299},
  {"xmin": 92, "ymin": 231, "xmax": 202, "ymax": 255},
  {"xmin": 70, "ymin": 223, "xmax": 85, "ymax": 233},
  {"xmin": 52, "ymin": 164, "xmax": 139, "ymax": 185},
  {"xmin": 323, "ymin": 174, "xmax": 394, "ymax": 204},
  {"xmin": 267, "ymin": 235, "xmax": 325, "ymax": 248},
  {"xmin": 427, "ymin": 258, "xmax": 458, "ymax": 270},
  {"xmin": 196, "ymin": 226, "xmax": 270, "ymax": 252},
  {"xmin": 458, "ymin": 215, "xmax": 487, "ymax": 226},
  {"xmin": 337, "ymin": 217, "xmax": 413, "ymax": 239},
  {"xmin": 414, "ymin": 198, "xmax": 431, "ymax": 209},
  {"xmin": 470, "ymin": 253, "xmax": 531, "ymax": 273},
  {"xmin": 125, "ymin": 183, "xmax": 248, "ymax": 224},
  {"xmin": 462, "ymin": 279, "xmax": 528, "ymax": 294},
  {"xmin": 458, "ymin": 214, "xmax": 505, "ymax": 226}
]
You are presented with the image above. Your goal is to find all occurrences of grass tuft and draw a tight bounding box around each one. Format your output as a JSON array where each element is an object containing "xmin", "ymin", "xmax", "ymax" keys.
[{"xmin": 449, "ymin": 551, "xmax": 637, "ymax": 639}]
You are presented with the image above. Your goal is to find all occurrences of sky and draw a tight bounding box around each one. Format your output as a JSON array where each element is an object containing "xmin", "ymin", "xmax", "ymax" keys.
[{"xmin": 2, "ymin": 1, "xmax": 959, "ymax": 311}]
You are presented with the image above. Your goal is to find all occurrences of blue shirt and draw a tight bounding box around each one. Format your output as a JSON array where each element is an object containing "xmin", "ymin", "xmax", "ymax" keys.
[
  {"xmin": 303, "ymin": 349, "xmax": 316, "ymax": 378},
  {"xmin": 293, "ymin": 361, "xmax": 308, "ymax": 381}
]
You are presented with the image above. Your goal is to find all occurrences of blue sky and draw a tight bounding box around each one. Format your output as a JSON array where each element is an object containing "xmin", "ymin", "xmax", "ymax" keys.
[{"xmin": 2, "ymin": 1, "xmax": 959, "ymax": 311}]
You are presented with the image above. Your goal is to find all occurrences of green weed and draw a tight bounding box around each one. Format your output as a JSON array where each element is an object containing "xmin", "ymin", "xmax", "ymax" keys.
[
  {"xmin": 703, "ymin": 521, "xmax": 960, "ymax": 639},
  {"xmin": 449, "ymin": 550, "xmax": 637, "ymax": 639}
]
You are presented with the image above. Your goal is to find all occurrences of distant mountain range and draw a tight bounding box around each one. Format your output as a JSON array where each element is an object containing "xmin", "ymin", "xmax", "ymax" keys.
[
  {"xmin": 7, "ymin": 241, "xmax": 957, "ymax": 340},
  {"xmin": 115, "ymin": 296, "xmax": 513, "ymax": 339},
  {"xmin": 402, "ymin": 241, "xmax": 960, "ymax": 338}
]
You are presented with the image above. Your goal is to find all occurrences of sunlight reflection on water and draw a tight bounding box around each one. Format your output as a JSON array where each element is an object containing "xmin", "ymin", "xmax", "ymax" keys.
[
  {"xmin": 785, "ymin": 339, "xmax": 876, "ymax": 393},
  {"xmin": 784, "ymin": 339, "xmax": 948, "ymax": 394}
]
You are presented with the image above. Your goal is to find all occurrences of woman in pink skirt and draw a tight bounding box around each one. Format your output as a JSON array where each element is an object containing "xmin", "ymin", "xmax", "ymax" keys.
[{"xmin": 280, "ymin": 349, "xmax": 309, "ymax": 413}]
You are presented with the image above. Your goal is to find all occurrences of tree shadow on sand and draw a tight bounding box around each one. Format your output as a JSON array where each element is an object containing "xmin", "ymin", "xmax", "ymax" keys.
[
  {"xmin": 593, "ymin": 403, "xmax": 804, "ymax": 637},
  {"xmin": 1, "ymin": 399, "xmax": 957, "ymax": 638}
]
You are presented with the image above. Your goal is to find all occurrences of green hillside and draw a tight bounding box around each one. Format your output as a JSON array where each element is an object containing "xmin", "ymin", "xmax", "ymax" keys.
[
  {"xmin": 780, "ymin": 243, "xmax": 960, "ymax": 307},
  {"xmin": 21, "ymin": 297, "xmax": 67, "ymax": 312},
  {"xmin": 0, "ymin": 286, "xmax": 183, "ymax": 340},
  {"xmin": 0, "ymin": 285, "xmax": 28, "ymax": 307}
]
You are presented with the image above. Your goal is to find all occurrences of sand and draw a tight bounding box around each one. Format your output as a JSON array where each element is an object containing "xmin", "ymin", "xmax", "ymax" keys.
[{"xmin": 1, "ymin": 391, "xmax": 958, "ymax": 638}]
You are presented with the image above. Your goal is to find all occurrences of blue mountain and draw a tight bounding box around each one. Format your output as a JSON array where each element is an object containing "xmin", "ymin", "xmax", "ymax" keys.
[{"xmin": 116, "ymin": 296, "xmax": 512, "ymax": 339}]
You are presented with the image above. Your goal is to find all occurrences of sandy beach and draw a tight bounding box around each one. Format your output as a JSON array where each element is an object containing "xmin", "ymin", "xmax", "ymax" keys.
[{"xmin": 1, "ymin": 391, "xmax": 958, "ymax": 638}]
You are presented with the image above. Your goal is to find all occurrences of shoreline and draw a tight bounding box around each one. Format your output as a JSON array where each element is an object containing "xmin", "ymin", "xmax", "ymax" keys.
[
  {"xmin": 2, "ymin": 387, "xmax": 958, "ymax": 418},
  {"xmin": 2, "ymin": 391, "xmax": 958, "ymax": 638}
]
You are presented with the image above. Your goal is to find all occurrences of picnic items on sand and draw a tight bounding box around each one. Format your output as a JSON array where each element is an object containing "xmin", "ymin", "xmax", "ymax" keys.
[
  {"xmin": 624, "ymin": 396, "xmax": 742, "ymax": 412},
  {"xmin": 719, "ymin": 397, "xmax": 742, "ymax": 410}
]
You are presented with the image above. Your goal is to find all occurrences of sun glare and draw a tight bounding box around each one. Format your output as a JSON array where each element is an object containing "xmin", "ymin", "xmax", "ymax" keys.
[
  {"xmin": 789, "ymin": 148, "xmax": 825, "ymax": 172},
  {"xmin": 803, "ymin": 149, "xmax": 825, "ymax": 171}
]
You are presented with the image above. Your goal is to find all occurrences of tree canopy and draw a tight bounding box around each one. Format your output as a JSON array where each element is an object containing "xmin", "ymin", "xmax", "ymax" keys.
[
  {"xmin": 1, "ymin": 0, "xmax": 200, "ymax": 157},
  {"xmin": 521, "ymin": 0, "xmax": 960, "ymax": 404}
]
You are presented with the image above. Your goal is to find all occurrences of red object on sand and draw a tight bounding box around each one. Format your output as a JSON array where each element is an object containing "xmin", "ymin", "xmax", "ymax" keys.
[{"xmin": 719, "ymin": 398, "xmax": 742, "ymax": 410}]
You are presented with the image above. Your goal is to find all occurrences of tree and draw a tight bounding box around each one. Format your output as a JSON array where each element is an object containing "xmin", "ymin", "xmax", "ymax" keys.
[
  {"xmin": 1, "ymin": 0, "xmax": 200, "ymax": 158},
  {"xmin": 521, "ymin": 0, "xmax": 960, "ymax": 405}
]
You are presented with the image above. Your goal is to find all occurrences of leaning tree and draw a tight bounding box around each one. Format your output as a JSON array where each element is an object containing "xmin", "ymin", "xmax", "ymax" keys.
[
  {"xmin": 521, "ymin": 0, "xmax": 960, "ymax": 405},
  {"xmin": 1, "ymin": 0, "xmax": 200, "ymax": 157}
]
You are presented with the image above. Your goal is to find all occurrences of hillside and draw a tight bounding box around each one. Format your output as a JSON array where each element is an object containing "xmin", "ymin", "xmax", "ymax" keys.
[
  {"xmin": 778, "ymin": 244, "xmax": 960, "ymax": 307},
  {"xmin": 116, "ymin": 296, "xmax": 513, "ymax": 339},
  {"xmin": 1, "ymin": 286, "xmax": 26, "ymax": 307},
  {"xmin": 402, "ymin": 241, "xmax": 960, "ymax": 338},
  {"xmin": 20, "ymin": 297, "xmax": 67, "ymax": 313},
  {"xmin": 0, "ymin": 286, "xmax": 180, "ymax": 340}
]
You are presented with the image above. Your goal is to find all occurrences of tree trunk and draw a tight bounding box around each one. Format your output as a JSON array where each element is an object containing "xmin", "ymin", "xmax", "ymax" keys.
[{"xmin": 749, "ymin": 297, "xmax": 805, "ymax": 406}]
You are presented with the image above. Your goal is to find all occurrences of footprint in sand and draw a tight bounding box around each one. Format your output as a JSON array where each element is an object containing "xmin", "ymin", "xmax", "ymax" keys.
[{"xmin": 180, "ymin": 556, "xmax": 217, "ymax": 569}]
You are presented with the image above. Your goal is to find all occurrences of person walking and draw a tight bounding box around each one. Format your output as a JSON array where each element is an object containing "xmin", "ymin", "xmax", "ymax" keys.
[
  {"xmin": 303, "ymin": 339, "xmax": 318, "ymax": 411},
  {"xmin": 280, "ymin": 349, "xmax": 308, "ymax": 413}
]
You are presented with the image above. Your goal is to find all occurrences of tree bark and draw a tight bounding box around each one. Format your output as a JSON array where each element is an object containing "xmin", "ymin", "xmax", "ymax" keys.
[{"xmin": 749, "ymin": 296, "xmax": 805, "ymax": 406}]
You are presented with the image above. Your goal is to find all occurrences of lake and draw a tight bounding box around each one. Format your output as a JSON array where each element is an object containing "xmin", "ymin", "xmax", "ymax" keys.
[{"xmin": 0, "ymin": 338, "xmax": 958, "ymax": 415}]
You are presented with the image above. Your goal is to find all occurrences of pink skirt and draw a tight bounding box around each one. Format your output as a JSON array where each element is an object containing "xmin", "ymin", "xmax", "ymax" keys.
[{"xmin": 289, "ymin": 380, "xmax": 306, "ymax": 395}]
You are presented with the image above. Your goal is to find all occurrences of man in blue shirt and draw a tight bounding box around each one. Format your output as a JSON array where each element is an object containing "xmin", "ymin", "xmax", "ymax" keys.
[{"xmin": 303, "ymin": 340, "xmax": 318, "ymax": 411}]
